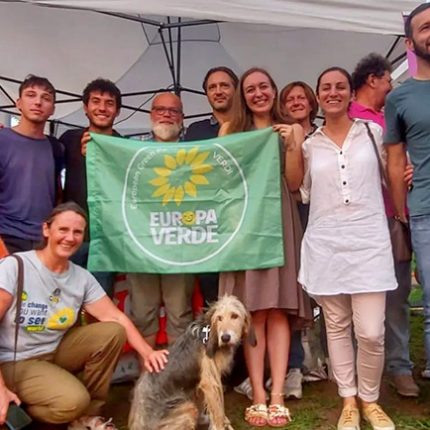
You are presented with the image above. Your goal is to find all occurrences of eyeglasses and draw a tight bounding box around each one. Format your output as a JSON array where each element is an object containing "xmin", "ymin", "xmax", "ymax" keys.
[{"xmin": 151, "ymin": 106, "xmax": 182, "ymax": 116}]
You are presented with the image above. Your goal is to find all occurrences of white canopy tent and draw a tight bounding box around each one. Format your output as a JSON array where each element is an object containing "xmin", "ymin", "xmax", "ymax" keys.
[{"xmin": 0, "ymin": 0, "xmax": 421, "ymax": 135}]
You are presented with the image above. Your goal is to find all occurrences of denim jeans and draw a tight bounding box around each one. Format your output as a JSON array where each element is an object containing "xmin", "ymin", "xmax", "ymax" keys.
[
  {"xmin": 410, "ymin": 214, "xmax": 430, "ymax": 369},
  {"xmin": 71, "ymin": 241, "xmax": 115, "ymax": 297},
  {"xmin": 385, "ymin": 260, "xmax": 413, "ymax": 375},
  {"xmin": 289, "ymin": 329, "xmax": 305, "ymax": 370}
]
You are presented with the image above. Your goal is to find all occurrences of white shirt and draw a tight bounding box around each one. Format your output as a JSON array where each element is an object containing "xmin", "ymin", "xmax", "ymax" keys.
[{"xmin": 298, "ymin": 119, "xmax": 397, "ymax": 296}]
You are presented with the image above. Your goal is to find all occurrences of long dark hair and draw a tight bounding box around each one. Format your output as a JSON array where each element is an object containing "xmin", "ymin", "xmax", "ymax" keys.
[
  {"xmin": 227, "ymin": 67, "xmax": 286, "ymax": 134},
  {"xmin": 316, "ymin": 66, "xmax": 352, "ymax": 96}
]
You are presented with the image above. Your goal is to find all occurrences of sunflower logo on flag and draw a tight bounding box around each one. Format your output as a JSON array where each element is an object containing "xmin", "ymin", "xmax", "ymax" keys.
[{"xmin": 149, "ymin": 147, "xmax": 213, "ymax": 206}]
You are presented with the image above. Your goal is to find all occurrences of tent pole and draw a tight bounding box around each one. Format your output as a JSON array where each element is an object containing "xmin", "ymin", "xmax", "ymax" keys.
[
  {"xmin": 176, "ymin": 18, "xmax": 182, "ymax": 96},
  {"xmin": 385, "ymin": 35, "xmax": 402, "ymax": 59},
  {"xmin": 167, "ymin": 17, "xmax": 176, "ymax": 85},
  {"xmin": 159, "ymin": 25, "xmax": 177, "ymax": 90},
  {"xmin": 0, "ymin": 84, "xmax": 15, "ymax": 105},
  {"xmin": 390, "ymin": 52, "xmax": 407, "ymax": 66},
  {"xmin": 100, "ymin": 11, "xmax": 219, "ymax": 29},
  {"xmin": 0, "ymin": 76, "xmax": 82, "ymax": 99},
  {"xmin": 122, "ymin": 89, "xmax": 175, "ymax": 97},
  {"xmin": 180, "ymin": 86, "xmax": 205, "ymax": 96}
]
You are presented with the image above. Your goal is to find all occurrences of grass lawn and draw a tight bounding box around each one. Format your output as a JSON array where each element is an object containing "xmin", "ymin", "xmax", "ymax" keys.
[{"xmin": 107, "ymin": 308, "xmax": 430, "ymax": 429}]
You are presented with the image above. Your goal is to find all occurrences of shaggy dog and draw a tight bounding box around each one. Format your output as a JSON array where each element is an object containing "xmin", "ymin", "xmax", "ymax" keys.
[{"xmin": 128, "ymin": 295, "xmax": 256, "ymax": 430}]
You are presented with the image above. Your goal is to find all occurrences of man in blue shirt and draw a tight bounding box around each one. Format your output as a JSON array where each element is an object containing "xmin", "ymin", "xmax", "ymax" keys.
[
  {"xmin": 385, "ymin": 2, "xmax": 430, "ymax": 380},
  {"xmin": 0, "ymin": 75, "xmax": 62, "ymax": 253}
]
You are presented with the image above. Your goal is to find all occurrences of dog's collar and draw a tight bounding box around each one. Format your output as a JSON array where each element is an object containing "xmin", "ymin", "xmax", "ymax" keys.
[{"xmin": 190, "ymin": 323, "xmax": 211, "ymax": 344}]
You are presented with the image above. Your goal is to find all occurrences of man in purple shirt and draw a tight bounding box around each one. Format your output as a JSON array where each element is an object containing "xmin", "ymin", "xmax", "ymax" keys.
[
  {"xmin": 350, "ymin": 53, "xmax": 419, "ymax": 397},
  {"xmin": 0, "ymin": 75, "xmax": 62, "ymax": 253}
]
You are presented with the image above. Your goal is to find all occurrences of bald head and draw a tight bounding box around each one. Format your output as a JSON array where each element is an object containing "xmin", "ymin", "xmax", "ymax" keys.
[{"xmin": 150, "ymin": 92, "xmax": 183, "ymax": 142}]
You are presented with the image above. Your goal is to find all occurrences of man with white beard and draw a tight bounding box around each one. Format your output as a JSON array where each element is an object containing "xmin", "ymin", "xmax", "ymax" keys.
[
  {"xmin": 128, "ymin": 92, "xmax": 195, "ymax": 359},
  {"xmin": 146, "ymin": 92, "xmax": 184, "ymax": 143}
]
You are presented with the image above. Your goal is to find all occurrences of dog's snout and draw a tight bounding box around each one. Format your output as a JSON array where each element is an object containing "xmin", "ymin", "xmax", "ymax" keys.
[{"xmin": 221, "ymin": 333, "xmax": 231, "ymax": 343}]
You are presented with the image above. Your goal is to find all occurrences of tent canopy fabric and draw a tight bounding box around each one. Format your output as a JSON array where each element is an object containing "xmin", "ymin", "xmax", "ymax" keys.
[
  {"xmin": 9, "ymin": 0, "xmax": 422, "ymax": 34},
  {"xmin": 0, "ymin": 1, "xmax": 419, "ymax": 133}
]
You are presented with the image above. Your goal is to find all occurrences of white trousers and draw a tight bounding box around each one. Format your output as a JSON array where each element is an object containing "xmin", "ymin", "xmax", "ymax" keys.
[{"xmin": 316, "ymin": 292, "xmax": 386, "ymax": 402}]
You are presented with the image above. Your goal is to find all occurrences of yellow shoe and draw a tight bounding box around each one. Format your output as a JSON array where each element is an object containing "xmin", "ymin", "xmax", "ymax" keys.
[
  {"xmin": 337, "ymin": 405, "xmax": 360, "ymax": 430},
  {"xmin": 362, "ymin": 403, "xmax": 395, "ymax": 430}
]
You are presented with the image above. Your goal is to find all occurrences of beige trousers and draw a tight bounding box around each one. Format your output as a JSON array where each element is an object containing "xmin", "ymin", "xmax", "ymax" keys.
[
  {"xmin": 1, "ymin": 322, "xmax": 126, "ymax": 424},
  {"xmin": 128, "ymin": 273, "xmax": 195, "ymax": 339},
  {"xmin": 316, "ymin": 292, "xmax": 386, "ymax": 402}
]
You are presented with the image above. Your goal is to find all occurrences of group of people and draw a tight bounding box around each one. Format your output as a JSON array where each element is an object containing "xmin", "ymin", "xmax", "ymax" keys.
[{"xmin": 1, "ymin": 2, "xmax": 430, "ymax": 429}]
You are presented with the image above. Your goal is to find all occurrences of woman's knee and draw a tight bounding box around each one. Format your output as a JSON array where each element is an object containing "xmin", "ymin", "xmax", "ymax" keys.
[
  {"xmin": 92, "ymin": 321, "xmax": 127, "ymax": 349},
  {"xmin": 356, "ymin": 327, "xmax": 384, "ymax": 350},
  {"xmin": 106, "ymin": 321, "xmax": 127, "ymax": 344},
  {"xmin": 28, "ymin": 385, "xmax": 90, "ymax": 424}
]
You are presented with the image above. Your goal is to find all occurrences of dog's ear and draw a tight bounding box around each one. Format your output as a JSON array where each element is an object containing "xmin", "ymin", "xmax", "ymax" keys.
[
  {"xmin": 243, "ymin": 311, "xmax": 257, "ymax": 347},
  {"xmin": 204, "ymin": 307, "xmax": 219, "ymax": 358},
  {"xmin": 205, "ymin": 320, "xmax": 219, "ymax": 358}
]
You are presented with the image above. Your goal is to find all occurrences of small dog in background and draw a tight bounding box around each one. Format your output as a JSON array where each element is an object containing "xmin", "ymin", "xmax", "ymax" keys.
[{"xmin": 129, "ymin": 295, "xmax": 256, "ymax": 430}]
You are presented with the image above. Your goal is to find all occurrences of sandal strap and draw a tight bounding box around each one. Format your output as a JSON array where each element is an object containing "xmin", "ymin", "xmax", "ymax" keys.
[
  {"xmin": 268, "ymin": 404, "xmax": 292, "ymax": 421},
  {"xmin": 245, "ymin": 403, "xmax": 268, "ymax": 419}
]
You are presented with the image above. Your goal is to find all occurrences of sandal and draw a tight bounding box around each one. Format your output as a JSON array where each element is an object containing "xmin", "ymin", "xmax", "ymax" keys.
[
  {"xmin": 68, "ymin": 416, "xmax": 118, "ymax": 430},
  {"xmin": 267, "ymin": 404, "xmax": 292, "ymax": 427},
  {"xmin": 244, "ymin": 403, "xmax": 268, "ymax": 427}
]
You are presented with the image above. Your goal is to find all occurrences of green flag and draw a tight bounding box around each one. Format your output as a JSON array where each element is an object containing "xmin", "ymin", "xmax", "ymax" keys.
[{"xmin": 86, "ymin": 128, "xmax": 284, "ymax": 273}]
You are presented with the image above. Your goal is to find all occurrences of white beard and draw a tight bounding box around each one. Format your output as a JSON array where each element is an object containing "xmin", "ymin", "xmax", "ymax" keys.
[{"xmin": 152, "ymin": 122, "xmax": 181, "ymax": 141}]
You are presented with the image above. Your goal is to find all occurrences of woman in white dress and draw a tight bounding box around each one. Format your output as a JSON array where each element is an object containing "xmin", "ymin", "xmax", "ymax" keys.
[{"xmin": 299, "ymin": 67, "xmax": 397, "ymax": 430}]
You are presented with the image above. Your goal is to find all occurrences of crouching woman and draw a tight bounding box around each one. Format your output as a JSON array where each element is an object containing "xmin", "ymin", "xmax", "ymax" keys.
[{"xmin": 0, "ymin": 202, "xmax": 168, "ymax": 428}]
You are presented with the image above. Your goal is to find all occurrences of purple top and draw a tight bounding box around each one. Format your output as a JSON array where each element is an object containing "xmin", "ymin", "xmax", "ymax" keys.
[
  {"xmin": 0, "ymin": 128, "xmax": 56, "ymax": 240},
  {"xmin": 349, "ymin": 101, "xmax": 395, "ymax": 217}
]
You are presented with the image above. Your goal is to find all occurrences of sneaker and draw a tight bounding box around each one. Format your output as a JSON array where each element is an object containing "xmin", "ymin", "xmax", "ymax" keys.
[
  {"xmin": 234, "ymin": 377, "xmax": 253, "ymax": 400},
  {"xmin": 337, "ymin": 405, "xmax": 360, "ymax": 430},
  {"xmin": 362, "ymin": 403, "xmax": 395, "ymax": 430},
  {"xmin": 421, "ymin": 368, "xmax": 430, "ymax": 379},
  {"xmin": 391, "ymin": 374, "xmax": 420, "ymax": 397},
  {"xmin": 284, "ymin": 368, "xmax": 303, "ymax": 399}
]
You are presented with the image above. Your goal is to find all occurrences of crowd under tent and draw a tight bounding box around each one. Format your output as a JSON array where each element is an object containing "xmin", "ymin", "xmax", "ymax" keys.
[{"xmin": 0, "ymin": 0, "xmax": 422, "ymax": 136}]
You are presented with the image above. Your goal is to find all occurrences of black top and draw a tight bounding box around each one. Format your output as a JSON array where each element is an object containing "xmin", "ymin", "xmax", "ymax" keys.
[
  {"xmin": 184, "ymin": 117, "xmax": 220, "ymax": 141},
  {"xmin": 61, "ymin": 128, "xmax": 120, "ymax": 213}
]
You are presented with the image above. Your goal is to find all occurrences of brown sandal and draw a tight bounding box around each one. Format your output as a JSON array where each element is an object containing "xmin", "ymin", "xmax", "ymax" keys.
[{"xmin": 245, "ymin": 404, "xmax": 268, "ymax": 427}]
